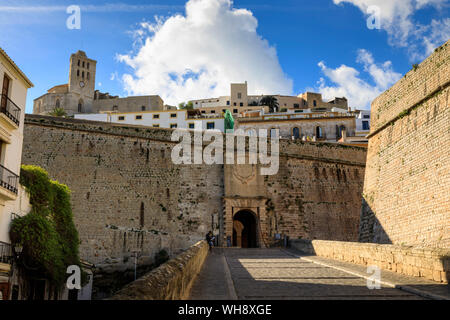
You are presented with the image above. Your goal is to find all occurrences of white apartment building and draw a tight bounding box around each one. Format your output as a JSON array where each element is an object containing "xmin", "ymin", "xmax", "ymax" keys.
[
  {"xmin": 75, "ymin": 109, "xmax": 225, "ymax": 132},
  {"xmin": 0, "ymin": 48, "xmax": 34, "ymax": 300},
  {"xmin": 354, "ymin": 109, "xmax": 371, "ymax": 136}
]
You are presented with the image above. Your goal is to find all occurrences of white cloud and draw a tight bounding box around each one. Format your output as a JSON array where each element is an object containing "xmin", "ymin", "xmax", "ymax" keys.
[
  {"xmin": 117, "ymin": 0, "xmax": 293, "ymax": 105},
  {"xmin": 316, "ymin": 49, "xmax": 401, "ymax": 110},
  {"xmin": 333, "ymin": 0, "xmax": 450, "ymax": 59}
]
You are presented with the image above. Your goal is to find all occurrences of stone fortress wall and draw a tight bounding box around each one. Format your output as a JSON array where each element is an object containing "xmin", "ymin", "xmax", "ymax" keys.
[
  {"xmin": 360, "ymin": 40, "xmax": 450, "ymax": 248},
  {"xmin": 22, "ymin": 115, "xmax": 366, "ymax": 272}
]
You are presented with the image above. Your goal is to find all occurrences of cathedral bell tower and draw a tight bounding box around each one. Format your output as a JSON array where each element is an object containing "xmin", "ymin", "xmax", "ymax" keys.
[{"xmin": 68, "ymin": 50, "xmax": 97, "ymax": 113}]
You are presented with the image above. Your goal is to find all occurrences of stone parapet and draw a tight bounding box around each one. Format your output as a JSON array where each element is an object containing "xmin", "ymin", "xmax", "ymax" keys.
[
  {"xmin": 290, "ymin": 239, "xmax": 450, "ymax": 283},
  {"xmin": 109, "ymin": 240, "xmax": 209, "ymax": 300}
]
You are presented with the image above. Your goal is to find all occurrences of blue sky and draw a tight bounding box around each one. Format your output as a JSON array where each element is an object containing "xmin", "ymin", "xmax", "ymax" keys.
[{"xmin": 0, "ymin": 0, "xmax": 448, "ymax": 112}]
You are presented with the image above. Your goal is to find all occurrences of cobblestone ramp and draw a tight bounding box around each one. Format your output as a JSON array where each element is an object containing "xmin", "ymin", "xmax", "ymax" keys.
[{"xmin": 189, "ymin": 248, "xmax": 426, "ymax": 300}]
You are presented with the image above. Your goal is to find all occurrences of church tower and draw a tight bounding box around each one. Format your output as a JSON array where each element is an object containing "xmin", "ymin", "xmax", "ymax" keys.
[{"xmin": 68, "ymin": 50, "xmax": 97, "ymax": 113}]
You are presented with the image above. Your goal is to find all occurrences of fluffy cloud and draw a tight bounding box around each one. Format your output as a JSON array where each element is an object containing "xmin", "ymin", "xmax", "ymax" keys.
[
  {"xmin": 118, "ymin": 0, "xmax": 293, "ymax": 106},
  {"xmin": 316, "ymin": 49, "xmax": 401, "ymax": 110},
  {"xmin": 333, "ymin": 0, "xmax": 450, "ymax": 59}
]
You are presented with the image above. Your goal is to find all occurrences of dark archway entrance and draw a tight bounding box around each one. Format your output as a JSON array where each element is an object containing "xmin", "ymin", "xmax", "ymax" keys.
[{"xmin": 233, "ymin": 210, "xmax": 258, "ymax": 248}]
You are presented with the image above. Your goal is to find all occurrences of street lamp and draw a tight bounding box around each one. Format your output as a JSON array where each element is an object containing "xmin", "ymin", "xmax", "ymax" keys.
[
  {"xmin": 132, "ymin": 250, "xmax": 141, "ymax": 281},
  {"xmin": 14, "ymin": 245, "xmax": 23, "ymax": 259}
]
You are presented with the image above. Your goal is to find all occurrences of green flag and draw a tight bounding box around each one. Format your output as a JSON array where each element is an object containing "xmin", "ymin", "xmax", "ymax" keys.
[{"xmin": 224, "ymin": 110, "xmax": 235, "ymax": 133}]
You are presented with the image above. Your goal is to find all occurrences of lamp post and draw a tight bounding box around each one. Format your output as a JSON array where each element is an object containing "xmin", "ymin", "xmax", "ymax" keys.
[
  {"xmin": 132, "ymin": 250, "xmax": 141, "ymax": 281},
  {"xmin": 14, "ymin": 245, "xmax": 23, "ymax": 259},
  {"xmin": 8, "ymin": 244, "xmax": 23, "ymax": 300}
]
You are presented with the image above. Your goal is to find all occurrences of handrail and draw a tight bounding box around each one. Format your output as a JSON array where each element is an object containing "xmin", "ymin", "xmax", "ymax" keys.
[
  {"xmin": 0, "ymin": 94, "xmax": 21, "ymax": 126},
  {"xmin": 0, "ymin": 164, "xmax": 19, "ymax": 194},
  {"xmin": 0, "ymin": 241, "xmax": 12, "ymax": 264}
]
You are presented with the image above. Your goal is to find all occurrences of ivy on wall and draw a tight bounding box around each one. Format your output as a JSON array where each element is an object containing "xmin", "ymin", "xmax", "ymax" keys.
[{"xmin": 10, "ymin": 165, "xmax": 84, "ymax": 285}]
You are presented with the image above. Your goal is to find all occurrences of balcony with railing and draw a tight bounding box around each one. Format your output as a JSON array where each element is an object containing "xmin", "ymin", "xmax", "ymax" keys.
[
  {"xmin": 0, "ymin": 94, "xmax": 21, "ymax": 127},
  {"xmin": 0, "ymin": 165, "xmax": 19, "ymax": 197},
  {"xmin": 0, "ymin": 241, "xmax": 12, "ymax": 265}
]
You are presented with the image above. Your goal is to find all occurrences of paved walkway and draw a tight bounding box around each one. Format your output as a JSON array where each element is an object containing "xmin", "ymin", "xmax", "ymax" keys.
[{"xmin": 189, "ymin": 248, "xmax": 449, "ymax": 300}]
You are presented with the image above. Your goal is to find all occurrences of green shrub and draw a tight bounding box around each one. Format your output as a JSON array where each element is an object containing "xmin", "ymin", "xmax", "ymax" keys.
[{"xmin": 10, "ymin": 165, "xmax": 84, "ymax": 285}]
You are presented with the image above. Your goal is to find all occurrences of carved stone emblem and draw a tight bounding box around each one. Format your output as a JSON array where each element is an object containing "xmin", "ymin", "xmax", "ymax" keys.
[{"xmin": 232, "ymin": 164, "xmax": 257, "ymax": 185}]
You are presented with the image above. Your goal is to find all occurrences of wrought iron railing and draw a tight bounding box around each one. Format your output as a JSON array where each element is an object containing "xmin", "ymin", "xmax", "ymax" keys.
[
  {"xmin": 0, "ymin": 165, "xmax": 19, "ymax": 194},
  {"xmin": 0, "ymin": 241, "xmax": 12, "ymax": 264},
  {"xmin": 0, "ymin": 94, "xmax": 21, "ymax": 126}
]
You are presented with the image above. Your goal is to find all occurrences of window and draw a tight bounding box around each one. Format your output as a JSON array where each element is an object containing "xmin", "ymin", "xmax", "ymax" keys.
[
  {"xmin": 170, "ymin": 113, "xmax": 177, "ymax": 118},
  {"xmin": 87, "ymin": 62, "xmax": 90, "ymax": 69},
  {"xmin": 153, "ymin": 114, "xmax": 160, "ymax": 119},
  {"xmin": 153, "ymin": 124, "xmax": 160, "ymax": 128},
  {"xmin": 77, "ymin": 70, "xmax": 80, "ymax": 77},
  {"xmin": 362, "ymin": 121, "xmax": 370, "ymax": 131},
  {"xmin": 2, "ymin": 74, "xmax": 11, "ymax": 102},
  {"xmin": 136, "ymin": 115, "xmax": 143, "ymax": 120},
  {"xmin": 293, "ymin": 127, "xmax": 300, "ymax": 139},
  {"xmin": 188, "ymin": 123, "xmax": 195, "ymax": 129},
  {"xmin": 226, "ymin": 101, "xmax": 230, "ymax": 106},
  {"xmin": 313, "ymin": 100, "xmax": 317, "ymax": 107},
  {"xmin": 270, "ymin": 128, "xmax": 278, "ymax": 139},
  {"xmin": 201, "ymin": 111, "xmax": 206, "ymax": 114},
  {"xmin": 363, "ymin": 115, "xmax": 370, "ymax": 119},
  {"xmin": 233, "ymin": 109, "xmax": 238, "ymax": 114},
  {"xmin": 78, "ymin": 100, "xmax": 83, "ymax": 113},
  {"xmin": 55, "ymin": 99, "xmax": 60, "ymax": 108},
  {"xmin": 233, "ymin": 102, "xmax": 237, "ymax": 106},
  {"xmin": 294, "ymin": 104, "xmax": 300, "ymax": 109},
  {"xmin": 210, "ymin": 110, "xmax": 215, "ymax": 114},
  {"xmin": 237, "ymin": 93, "xmax": 242, "ymax": 99},
  {"xmin": 207, "ymin": 122, "xmax": 215, "ymax": 130},
  {"xmin": 240, "ymin": 103, "xmax": 244, "ymax": 107},
  {"xmin": 170, "ymin": 124, "xmax": 178, "ymax": 129},
  {"xmin": 82, "ymin": 71, "xmax": 84, "ymax": 78},
  {"xmin": 142, "ymin": 106, "xmax": 146, "ymax": 111},
  {"xmin": 77, "ymin": 60, "xmax": 80, "ymax": 67},
  {"xmin": 222, "ymin": 109, "xmax": 226, "ymax": 113},
  {"xmin": 118, "ymin": 116, "xmax": 125, "ymax": 121},
  {"xmin": 316, "ymin": 126, "xmax": 323, "ymax": 138},
  {"xmin": 87, "ymin": 72, "xmax": 90, "ymax": 80},
  {"xmin": 338, "ymin": 125, "xmax": 346, "ymax": 138},
  {"xmin": 112, "ymin": 106, "xmax": 118, "ymax": 111}
]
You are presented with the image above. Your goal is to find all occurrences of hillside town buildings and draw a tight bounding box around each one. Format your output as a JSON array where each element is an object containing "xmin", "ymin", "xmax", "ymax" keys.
[{"xmin": 35, "ymin": 51, "xmax": 370, "ymax": 147}]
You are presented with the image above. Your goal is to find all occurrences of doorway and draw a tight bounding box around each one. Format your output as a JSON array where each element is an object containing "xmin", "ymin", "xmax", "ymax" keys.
[{"xmin": 233, "ymin": 210, "xmax": 258, "ymax": 248}]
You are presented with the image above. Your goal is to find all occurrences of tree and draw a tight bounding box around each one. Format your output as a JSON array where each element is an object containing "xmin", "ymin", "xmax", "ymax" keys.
[
  {"xmin": 260, "ymin": 96, "xmax": 279, "ymax": 113},
  {"xmin": 179, "ymin": 101, "xmax": 194, "ymax": 110},
  {"xmin": 49, "ymin": 107, "xmax": 67, "ymax": 117}
]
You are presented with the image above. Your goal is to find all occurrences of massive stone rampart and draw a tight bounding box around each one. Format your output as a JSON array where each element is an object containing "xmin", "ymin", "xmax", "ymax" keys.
[{"xmin": 360, "ymin": 40, "xmax": 449, "ymax": 247}]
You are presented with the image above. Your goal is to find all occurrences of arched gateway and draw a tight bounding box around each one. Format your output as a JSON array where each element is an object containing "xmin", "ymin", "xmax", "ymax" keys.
[{"xmin": 233, "ymin": 210, "xmax": 258, "ymax": 248}]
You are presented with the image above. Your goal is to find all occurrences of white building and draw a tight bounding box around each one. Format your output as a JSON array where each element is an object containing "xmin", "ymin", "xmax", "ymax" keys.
[
  {"xmin": 189, "ymin": 82, "xmax": 349, "ymax": 112},
  {"xmin": 75, "ymin": 109, "xmax": 225, "ymax": 132},
  {"xmin": 354, "ymin": 109, "xmax": 371, "ymax": 136},
  {"xmin": 0, "ymin": 47, "xmax": 34, "ymax": 300}
]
